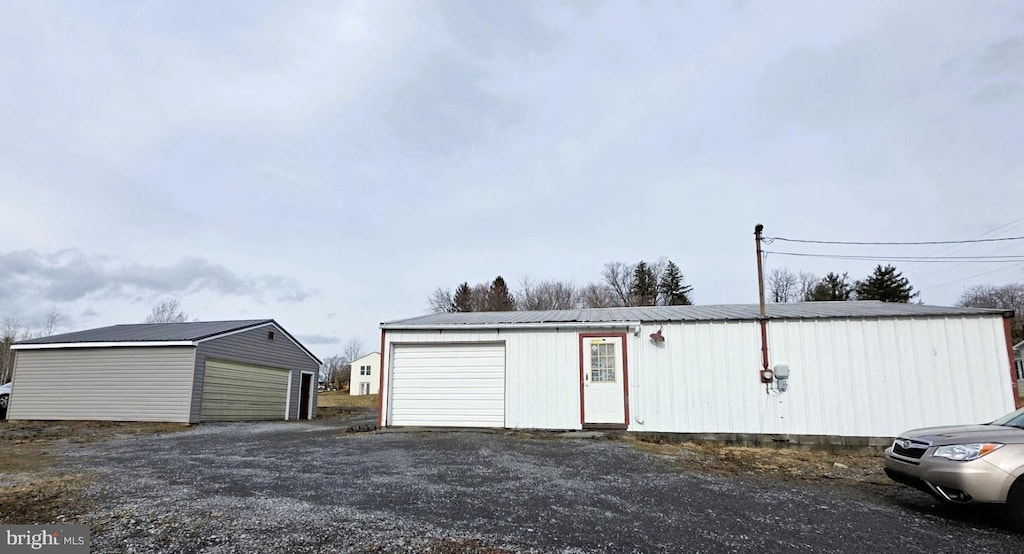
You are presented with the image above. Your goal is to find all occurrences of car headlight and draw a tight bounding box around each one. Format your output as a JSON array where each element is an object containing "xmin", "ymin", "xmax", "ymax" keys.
[{"xmin": 932, "ymin": 443, "xmax": 1003, "ymax": 461}]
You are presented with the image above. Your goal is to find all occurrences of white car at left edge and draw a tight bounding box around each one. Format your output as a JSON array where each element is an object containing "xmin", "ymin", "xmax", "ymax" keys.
[{"xmin": 0, "ymin": 381, "xmax": 11, "ymax": 411}]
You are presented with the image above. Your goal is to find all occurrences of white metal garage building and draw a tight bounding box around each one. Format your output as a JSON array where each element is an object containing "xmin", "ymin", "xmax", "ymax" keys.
[
  {"xmin": 7, "ymin": 320, "xmax": 321, "ymax": 423},
  {"xmin": 378, "ymin": 302, "xmax": 1019, "ymax": 439}
]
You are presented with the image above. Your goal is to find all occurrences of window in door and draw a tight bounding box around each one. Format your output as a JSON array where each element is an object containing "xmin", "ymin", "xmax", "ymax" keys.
[{"xmin": 590, "ymin": 342, "xmax": 617, "ymax": 382}]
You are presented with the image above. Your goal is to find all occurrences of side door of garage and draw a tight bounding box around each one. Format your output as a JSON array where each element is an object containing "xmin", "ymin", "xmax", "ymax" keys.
[
  {"xmin": 200, "ymin": 359, "xmax": 291, "ymax": 421},
  {"xmin": 389, "ymin": 343, "xmax": 505, "ymax": 428}
]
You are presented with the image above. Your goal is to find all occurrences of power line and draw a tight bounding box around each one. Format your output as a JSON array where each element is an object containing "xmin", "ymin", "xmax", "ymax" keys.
[
  {"xmin": 765, "ymin": 235, "xmax": 1024, "ymax": 246},
  {"xmin": 904, "ymin": 216, "xmax": 1024, "ymax": 272},
  {"xmin": 764, "ymin": 251, "xmax": 1024, "ymax": 263},
  {"xmin": 912, "ymin": 217, "xmax": 1024, "ymax": 280},
  {"xmin": 918, "ymin": 264, "xmax": 1024, "ymax": 292}
]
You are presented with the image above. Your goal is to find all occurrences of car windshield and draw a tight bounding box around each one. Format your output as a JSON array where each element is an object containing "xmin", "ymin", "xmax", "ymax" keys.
[{"xmin": 990, "ymin": 407, "xmax": 1024, "ymax": 428}]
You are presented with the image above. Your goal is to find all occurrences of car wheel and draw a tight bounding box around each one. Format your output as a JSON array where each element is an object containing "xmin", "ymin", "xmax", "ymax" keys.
[
  {"xmin": 0, "ymin": 394, "xmax": 7, "ymax": 409},
  {"xmin": 1008, "ymin": 478, "xmax": 1024, "ymax": 531}
]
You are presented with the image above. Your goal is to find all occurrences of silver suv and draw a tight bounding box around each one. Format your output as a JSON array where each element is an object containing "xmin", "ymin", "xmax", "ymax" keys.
[{"xmin": 884, "ymin": 407, "xmax": 1024, "ymax": 527}]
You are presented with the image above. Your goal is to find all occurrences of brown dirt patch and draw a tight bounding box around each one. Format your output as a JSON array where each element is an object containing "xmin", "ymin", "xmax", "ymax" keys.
[{"xmin": 0, "ymin": 420, "xmax": 188, "ymax": 524}]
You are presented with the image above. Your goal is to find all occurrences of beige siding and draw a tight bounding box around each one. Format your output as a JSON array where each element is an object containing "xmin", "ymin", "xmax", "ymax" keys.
[
  {"xmin": 8, "ymin": 347, "xmax": 196, "ymax": 422},
  {"xmin": 199, "ymin": 360, "xmax": 290, "ymax": 421}
]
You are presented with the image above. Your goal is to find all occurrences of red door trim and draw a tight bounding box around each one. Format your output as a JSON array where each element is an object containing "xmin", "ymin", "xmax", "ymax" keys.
[
  {"xmin": 377, "ymin": 329, "xmax": 386, "ymax": 427},
  {"xmin": 578, "ymin": 332, "xmax": 630, "ymax": 429},
  {"xmin": 1004, "ymin": 317, "xmax": 1020, "ymax": 410}
]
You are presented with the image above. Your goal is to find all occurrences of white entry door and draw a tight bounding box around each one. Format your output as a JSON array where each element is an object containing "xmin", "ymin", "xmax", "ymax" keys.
[{"xmin": 581, "ymin": 335, "xmax": 627, "ymax": 426}]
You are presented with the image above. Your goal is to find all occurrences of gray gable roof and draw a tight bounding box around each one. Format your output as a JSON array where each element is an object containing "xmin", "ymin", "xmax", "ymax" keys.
[
  {"xmin": 382, "ymin": 301, "xmax": 1010, "ymax": 328},
  {"xmin": 16, "ymin": 320, "xmax": 273, "ymax": 345}
]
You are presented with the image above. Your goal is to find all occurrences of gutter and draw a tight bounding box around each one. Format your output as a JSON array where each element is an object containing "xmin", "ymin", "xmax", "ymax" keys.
[
  {"xmin": 12, "ymin": 341, "xmax": 196, "ymax": 350},
  {"xmin": 380, "ymin": 321, "xmax": 643, "ymax": 331}
]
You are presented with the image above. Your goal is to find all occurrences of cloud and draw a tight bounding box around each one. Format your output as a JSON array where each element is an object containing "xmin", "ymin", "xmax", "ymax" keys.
[
  {"xmin": 296, "ymin": 334, "xmax": 340, "ymax": 345},
  {"xmin": 80, "ymin": 308, "xmax": 100, "ymax": 318},
  {"xmin": 0, "ymin": 249, "xmax": 316, "ymax": 305}
]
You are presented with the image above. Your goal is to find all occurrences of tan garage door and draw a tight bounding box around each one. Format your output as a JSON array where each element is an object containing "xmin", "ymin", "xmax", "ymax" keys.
[{"xmin": 200, "ymin": 360, "xmax": 290, "ymax": 421}]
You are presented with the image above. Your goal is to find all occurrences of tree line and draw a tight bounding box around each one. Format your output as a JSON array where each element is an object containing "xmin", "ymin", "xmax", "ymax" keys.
[
  {"xmin": 428, "ymin": 258, "xmax": 694, "ymax": 313},
  {"xmin": 767, "ymin": 264, "xmax": 918, "ymax": 303},
  {"xmin": 769, "ymin": 265, "xmax": 1023, "ymax": 343}
]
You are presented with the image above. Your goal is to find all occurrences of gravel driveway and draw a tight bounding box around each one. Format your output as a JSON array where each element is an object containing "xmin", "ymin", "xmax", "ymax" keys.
[{"xmin": 62, "ymin": 419, "xmax": 1020, "ymax": 553}]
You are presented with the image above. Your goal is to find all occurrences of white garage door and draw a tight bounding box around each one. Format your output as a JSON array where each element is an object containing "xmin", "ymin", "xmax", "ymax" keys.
[
  {"xmin": 200, "ymin": 360, "xmax": 290, "ymax": 421},
  {"xmin": 389, "ymin": 343, "xmax": 505, "ymax": 427}
]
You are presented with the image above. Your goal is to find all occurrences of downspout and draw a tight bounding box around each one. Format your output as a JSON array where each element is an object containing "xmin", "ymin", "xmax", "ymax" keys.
[{"xmin": 632, "ymin": 326, "xmax": 644, "ymax": 425}]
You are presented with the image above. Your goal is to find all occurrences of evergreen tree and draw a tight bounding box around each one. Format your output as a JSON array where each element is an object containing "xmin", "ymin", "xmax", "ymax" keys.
[
  {"xmin": 855, "ymin": 265, "xmax": 917, "ymax": 303},
  {"xmin": 453, "ymin": 282, "xmax": 475, "ymax": 312},
  {"xmin": 657, "ymin": 260, "xmax": 693, "ymax": 305},
  {"xmin": 629, "ymin": 261, "xmax": 658, "ymax": 306},
  {"xmin": 487, "ymin": 276, "xmax": 516, "ymax": 311},
  {"xmin": 804, "ymin": 272, "xmax": 854, "ymax": 301}
]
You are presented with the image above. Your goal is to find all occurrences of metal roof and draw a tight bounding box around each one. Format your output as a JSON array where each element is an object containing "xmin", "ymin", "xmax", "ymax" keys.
[
  {"xmin": 382, "ymin": 302, "xmax": 1010, "ymax": 328},
  {"xmin": 16, "ymin": 320, "xmax": 273, "ymax": 344}
]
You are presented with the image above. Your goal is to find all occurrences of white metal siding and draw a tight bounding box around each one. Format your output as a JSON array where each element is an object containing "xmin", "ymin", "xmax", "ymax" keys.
[
  {"xmin": 628, "ymin": 321, "xmax": 761, "ymax": 435},
  {"xmin": 381, "ymin": 330, "xmax": 595, "ymax": 430},
  {"xmin": 199, "ymin": 360, "xmax": 290, "ymax": 421},
  {"xmin": 765, "ymin": 317, "xmax": 1014, "ymax": 437},
  {"xmin": 628, "ymin": 317, "xmax": 1014, "ymax": 438},
  {"xmin": 389, "ymin": 343, "xmax": 505, "ymax": 427},
  {"xmin": 7, "ymin": 347, "xmax": 195, "ymax": 422}
]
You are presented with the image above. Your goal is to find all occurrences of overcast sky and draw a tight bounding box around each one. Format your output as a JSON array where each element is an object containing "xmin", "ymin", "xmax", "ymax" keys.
[{"xmin": 1, "ymin": 1, "xmax": 1022, "ymax": 358}]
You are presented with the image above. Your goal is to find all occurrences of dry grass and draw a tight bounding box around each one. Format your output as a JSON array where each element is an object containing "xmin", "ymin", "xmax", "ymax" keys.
[
  {"xmin": 317, "ymin": 391, "xmax": 379, "ymax": 408},
  {"xmin": 626, "ymin": 437, "xmax": 891, "ymax": 487},
  {"xmin": 0, "ymin": 420, "xmax": 188, "ymax": 524},
  {"xmin": 316, "ymin": 391, "xmax": 379, "ymax": 419}
]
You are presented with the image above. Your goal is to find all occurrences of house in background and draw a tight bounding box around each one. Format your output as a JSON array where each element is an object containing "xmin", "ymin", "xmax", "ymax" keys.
[
  {"xmin": 8, "ymin": 320, "xmax": 320, "ymax": 423},
  {"xmin": 377, "ymin": 302, "xmax": 1018, "ymax": 440},
  {"xmin": 349, "ymin": 352, "xmax": 381, "ymax": 396}
]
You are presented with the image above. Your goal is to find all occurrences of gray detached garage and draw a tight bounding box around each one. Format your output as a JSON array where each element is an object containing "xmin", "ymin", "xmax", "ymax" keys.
[{"xmin": 7, "ymin": 320, "xmax": 321, "ymax": 423}]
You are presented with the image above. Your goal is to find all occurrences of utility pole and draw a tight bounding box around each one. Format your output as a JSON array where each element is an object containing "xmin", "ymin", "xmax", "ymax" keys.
[
  {"xmin": 755, "ymin": 224, "xmax": 766, "ymax": 318},
  {"xmin": 755, "ymin": 224, "xmax": 771, "ymax": 381}
]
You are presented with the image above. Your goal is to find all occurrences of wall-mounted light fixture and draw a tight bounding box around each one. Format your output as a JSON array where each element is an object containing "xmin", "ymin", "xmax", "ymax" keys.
[{"xmin": 649, "ymin": 327, "xmax": 665, "ymax": 343}]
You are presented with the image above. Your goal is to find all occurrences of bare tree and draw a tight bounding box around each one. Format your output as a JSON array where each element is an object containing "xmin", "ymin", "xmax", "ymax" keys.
[
  {"xmin": 958, "ymin": 282, "xmax": 1024, "ymax": 343},
  {"xmin": 602, "ymin": 262, "xmax": 637, "ymax": 306},
  {"xmin": 319, "ymin": 355, "xmax": 347, "ymax": 390},
  {"xmin": 649, "ymin": 257, "xmax": 669, "ymax": 293},
  {"xmin": 768, "ymin": 268, "xmax": 799, "ymax": 303},
  {"xmin": 0, "ymin": 317, "xmax": 21, "ymax": 385},
  {"xmin": 517, "ymin": 278, "xmax": 580, "ymax": 311},
  {"xmin": 427, "ymin": 287, "xmax": 455, "ymax": 314},
  {"xmin": 797, "ymin": 272, "xmax": 819, "ymax": 302},
  {"xmin": 40, "ymin": 308, "xmax": 62, "ymax": 337},
  {"xmin": 342, "ymin": 338, "xmax": 364, "ymax": 364},
  {"xmin": 578, "ymin": 283, "xmax": 622, "ymax": 308},
  {"xmin": 339, "ymin": 338, "xmax": 365, "ymax": 391},
  {"xmin": 145, "ymin": 299, "xmax": 192, "ymax": 323}
]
